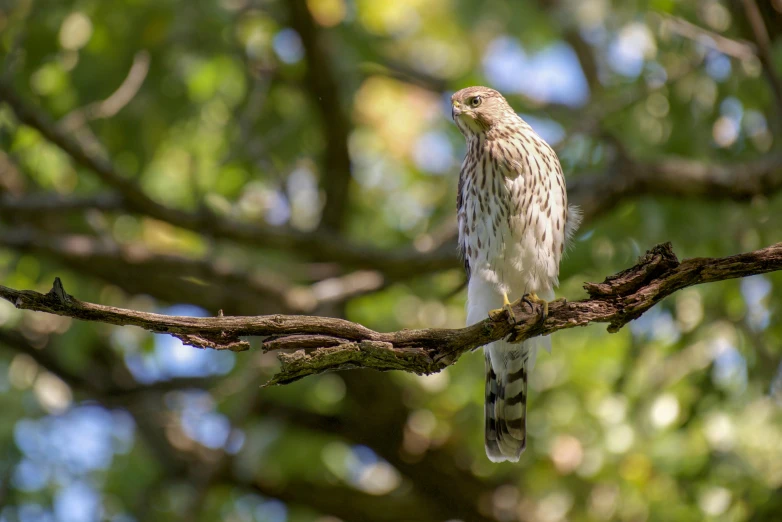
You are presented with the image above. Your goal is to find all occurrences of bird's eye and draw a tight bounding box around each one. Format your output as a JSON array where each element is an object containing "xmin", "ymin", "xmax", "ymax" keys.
[{"xmin": 470, "ymin": 96, "xmax": 482, "ymax": 107}]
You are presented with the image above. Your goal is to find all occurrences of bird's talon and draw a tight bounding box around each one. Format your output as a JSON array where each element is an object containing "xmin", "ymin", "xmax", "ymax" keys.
[
  {"xmin": 521, "ymin": 294, "xmax": 535, "ymax": 313},
  {"xmin": 489, "ymin": 302, "xmax": 518, "ymax": 325},
  {"xmin": 488, "ymin": 307, "xmax": 505, "ymax": 321},
  {"xmin": 489, "ymin": 292, "xmax": 522, "ymax": 325},
  {"xmin": 521, "ymin": 292, "xmax": 549, "ymax": 322}
]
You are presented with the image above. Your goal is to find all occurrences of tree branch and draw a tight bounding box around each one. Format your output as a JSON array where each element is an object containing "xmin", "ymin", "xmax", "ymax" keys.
[
  {"xmin": 0, "ymin": 192, "xmax": 124, "ymax": 215},
  {"xmin": 288, "ymin": 0, "xmax": 353, "ymax": 232},
  {"xmin": 660, "ymin": 14, "xmax": 757, "ymax": 61},
  {"xmin": 0, "ymin": 229, "xmax": 385, "ymax": 315},
  {"xmin": 60, "ymin": 50, "xmax": 150, "ymax": 129},
  {"xmin": 55, "ymin": 50, "xmax": 150, "ymax": 160},
  {"xmin": 532, "ymin": 0, "xmax": 600, "ymax": 91},
  {"xmin": 0, "ymin": 329, "xmax": 214, "ymax": 397},
  {"xmin": 3, "ymin": 79, "xmax": 782, "ymax": 282},
  {"xmin": 0, "ymin": 327, "xmax": 498, "ymax": 521},
  {"xmin": 0, "ymin": 229, "xmax": 295, "ymax": 315},
  {"xmin": 2, "ymin": 242, "xmax": 780, "ymax": 385},
  {"xmin": 740, "ymin": 0, "xmax": 782, "ymax": 129},
  {"xmin": 3, "ymin": 147, "xmax": 780, "ymax": 283},
  {"xmin": 0, "ymin": 77, "xmax": 459, "ymax": 277},
  {"xmin": 225, "ymin": 472, "xmax": 449, "ymax": 522},
  {"xmin": 571, "ymin": 151, "xmax": 782, "ymax": 223}
]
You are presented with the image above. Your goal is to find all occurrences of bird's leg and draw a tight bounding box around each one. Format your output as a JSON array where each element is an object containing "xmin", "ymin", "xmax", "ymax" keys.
[
  {"xmin": 521, "ymin": 292, "xmax": 548, "ymax": 321},
  {"xmin": 489, "ymin": 291, "xmax": 520, "ymax": 324}
]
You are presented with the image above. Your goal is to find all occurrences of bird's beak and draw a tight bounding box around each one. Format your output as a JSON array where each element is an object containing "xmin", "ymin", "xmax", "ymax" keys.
[{"xmin": 452, "ymin": 100, "xmax": 462, "ymax": 120}]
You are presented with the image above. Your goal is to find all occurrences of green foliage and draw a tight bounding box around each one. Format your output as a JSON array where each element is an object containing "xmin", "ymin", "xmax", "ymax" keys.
[{"xmin": 1, "ymin": 0, "xmax": 781, "ymax": 520}]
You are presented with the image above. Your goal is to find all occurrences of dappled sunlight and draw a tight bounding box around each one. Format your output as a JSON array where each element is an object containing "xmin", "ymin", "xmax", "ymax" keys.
[
  {"xmin": 0, "ymin": 0, "xmax": 781, "ymax": 519},
  {"xmin": 483, "ymin": 37, "xmax": 589, "ymax": 107}
]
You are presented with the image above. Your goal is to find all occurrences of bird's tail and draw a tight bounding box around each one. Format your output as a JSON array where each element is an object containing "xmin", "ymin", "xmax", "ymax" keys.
[{"xmin": 484, "ymin": 337, "xmax": 545, "ymax": 462}]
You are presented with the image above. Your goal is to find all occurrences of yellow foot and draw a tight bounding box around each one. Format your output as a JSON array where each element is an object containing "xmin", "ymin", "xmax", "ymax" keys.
[
  {"xmin": 489, "ymin": 293, "xmax": 522, "ymax": 324},
  {"xmin": 522, "ymin": 292, "xmax": 549, "ymax": 322},
  {"xmin": 506, "ymin": 295, "xmax": 561, "ymax": 343}
]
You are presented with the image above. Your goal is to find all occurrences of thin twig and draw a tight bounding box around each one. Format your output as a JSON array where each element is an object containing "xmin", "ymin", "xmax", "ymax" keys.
[
  {"xmin": 660, "ymin": 14, "xmax": 757, "ymax": 60},
  {"xmin": 60, "ymin": 50, "xmax": 151, "ymax": 132}
]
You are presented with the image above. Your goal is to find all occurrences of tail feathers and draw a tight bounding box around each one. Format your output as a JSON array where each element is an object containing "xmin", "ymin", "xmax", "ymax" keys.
[{"xmin": 484, "ymin": 345, "xmax": 529, "ymax": 463}]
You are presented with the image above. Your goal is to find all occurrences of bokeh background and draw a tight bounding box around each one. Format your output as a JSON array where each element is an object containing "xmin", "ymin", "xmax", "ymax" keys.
[{"xmin": 1, "ymin": 0, "xmax": 782, "ymax": 521}]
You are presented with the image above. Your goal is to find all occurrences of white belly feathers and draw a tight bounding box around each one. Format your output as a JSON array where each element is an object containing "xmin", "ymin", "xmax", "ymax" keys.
[{"xmin": 459, "ymin": 147, "xmax": 565, "ymax": 301}]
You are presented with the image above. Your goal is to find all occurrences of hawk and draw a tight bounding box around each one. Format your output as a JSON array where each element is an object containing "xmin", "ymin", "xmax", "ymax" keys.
[{"xmin": 451, "ymin": 86, "xmax": 580, "ymax": 462}]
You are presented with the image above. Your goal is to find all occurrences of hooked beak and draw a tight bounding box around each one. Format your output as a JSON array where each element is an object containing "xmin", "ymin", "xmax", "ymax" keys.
[{"xmin": 452, "ymin": 100, "xmax": 462, "ymax": 120}]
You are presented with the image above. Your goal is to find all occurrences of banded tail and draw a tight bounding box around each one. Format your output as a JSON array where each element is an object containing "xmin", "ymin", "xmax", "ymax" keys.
[{"xmin": 484, "ymin": 338, "xmax": 542, "ymax": 462}]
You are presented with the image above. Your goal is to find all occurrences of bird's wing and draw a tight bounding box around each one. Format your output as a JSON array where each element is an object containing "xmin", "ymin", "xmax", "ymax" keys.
[{"xmin": 457, "ymin": 166, "xmax": 471, "ymax": 281}]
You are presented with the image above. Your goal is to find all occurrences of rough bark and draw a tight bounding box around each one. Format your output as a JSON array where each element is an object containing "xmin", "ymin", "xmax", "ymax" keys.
[{"xmin": 2, "ymin": 242, "xmax": 780, "ymax": 386}]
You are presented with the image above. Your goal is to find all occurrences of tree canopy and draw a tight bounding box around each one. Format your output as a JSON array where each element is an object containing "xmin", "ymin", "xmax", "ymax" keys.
[{"xmin": 1, "ymin": 0, "xmax": 782, "ymax": 521}]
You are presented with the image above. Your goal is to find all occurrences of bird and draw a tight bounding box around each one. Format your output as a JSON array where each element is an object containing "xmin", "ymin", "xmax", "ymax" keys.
[{"xmin": 451, "ymin": 86, "xmax": 580, "ymax": 462}]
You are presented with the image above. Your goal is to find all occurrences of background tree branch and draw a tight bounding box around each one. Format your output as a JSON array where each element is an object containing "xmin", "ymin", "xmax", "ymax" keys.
[
  {"xmin": 288, "ymin": 0, "xmax": 354, "ymax": 233},
  {"xmin": 0, "ymin": 229, "xmax": 385, "ymax": 315},
  {"xmin": 738, "ymin": 0, "xmax": 782, "ymax": 129},
  {"xmin": 571, "ymin": 150, "xmax": 782, "ymax": 223},
  {"xmin": 3, "ymin": 78, "xmax": 781, "ymax": 289},
  {"xmin": 3, "ymin": 2, "xmax": 781, "ymax": 520}
]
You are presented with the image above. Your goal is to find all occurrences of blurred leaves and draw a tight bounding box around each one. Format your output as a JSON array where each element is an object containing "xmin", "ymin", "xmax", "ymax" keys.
[{"xmin": 1, "ymin": 0, "xmax": 782, "ymax": 520}]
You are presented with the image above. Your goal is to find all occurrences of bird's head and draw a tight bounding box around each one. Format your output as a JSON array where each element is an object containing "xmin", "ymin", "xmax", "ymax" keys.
[{"xmin": 451, "ymin": 86, "xmax": 514, "ymax": 137}]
